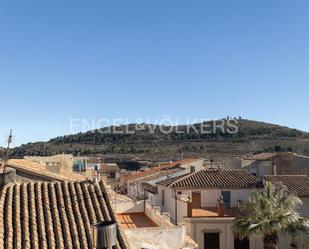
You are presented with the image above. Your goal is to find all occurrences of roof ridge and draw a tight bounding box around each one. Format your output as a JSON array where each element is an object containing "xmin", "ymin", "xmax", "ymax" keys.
[
  {"xmin": 169, "ymin": 168, "xmax": 263, "ymax": 189},
  {"xmin": 265, "ymin": 175, "xmax": 308, "ymax": 177}
]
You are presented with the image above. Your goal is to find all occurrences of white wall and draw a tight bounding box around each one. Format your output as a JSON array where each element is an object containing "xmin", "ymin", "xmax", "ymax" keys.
[
  {"xmin": 199, "ymin": 189, "xmax": 255, "ymax": 207},
  {"xmin": 183, "ymin": 218, "xmax": 235, "ymax": 249},
  {"xmin": 123, "ymin": 226, "xmax": 187, "ymax": 249},
  {"xmin": 147, "ymin": 192, "xmax": 157, "ymax": 206},
  {"xmin": 157, "ymin": 186, "xmax": 259, "ymax": 223},
  {"xmin": 115, "ymin": 199, "xmax": 144, "ymax": 214},
  {"xmin": 180, "ymin": 159, "xmax": 205, "ymax": 173},
  {"xmin": 242, "ymin": 160, "xmax": 273, "ymax": 179},
  {"xmin": 182, "ymin": 217, "xmax": 307, "ymax": 249},
  {"xmin": 299, "ymin": 197, "xmax": 309, "ymax": 218}
]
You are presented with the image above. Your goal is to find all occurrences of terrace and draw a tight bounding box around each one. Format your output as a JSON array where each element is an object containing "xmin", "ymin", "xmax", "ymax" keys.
[
  {"xmin": 117, "ymin": 212, "xmax": 158, "ymax": 229},
  {"xmin": 191, "ymin": 206, "xmax": 241, "ymax": 217},
  {"xmin": 108, "ymin": 186, "xmax": 197, "ymax": 249}
]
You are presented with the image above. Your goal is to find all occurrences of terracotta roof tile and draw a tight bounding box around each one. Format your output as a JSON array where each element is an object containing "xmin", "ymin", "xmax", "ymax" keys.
[
  {"xmin": 132, "ymin": 167, "xmax": 185, "ymax": 183},
  {"xmin": 124, "ymin": 158, "xmax": 201, "ymax": 182},
  {"xmin": 169, "ymin": 169, "xmax": 263, "ymax": 189},
  {"xmin": 0, "ymin": 181, "xmax": 130, "ymax": 249},
  {"xmin": 87, "ymin": 158, "xmax": 101, "ymax": 164},
  {"xmin": 264, "ymin": 175, "xmax": 309, "ymax": 197},
  {"xmin": 157, "ymin": 174, "xmax": 191, "ymax": 187}
]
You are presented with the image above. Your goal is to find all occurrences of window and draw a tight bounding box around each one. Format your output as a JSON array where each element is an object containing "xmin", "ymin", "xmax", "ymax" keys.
[
  {"xmin": 177, "ymin": 191, "xmax": 182, "ymax": 195},
  {"xmin": 204, "ymin": 233, "xmax": 220, "ymax": 249},
  {"xmin": 161, "ymin": 189, "xmax": 165, "ymax": 206},
  {"xmin": 221, "ymin": 191, "xmax": 231, "ymax": 208}
]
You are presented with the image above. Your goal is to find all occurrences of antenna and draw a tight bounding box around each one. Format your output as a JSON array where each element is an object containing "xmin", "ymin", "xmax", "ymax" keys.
[{"xmin": 4, "ymin": 129, "xmax": 13, "ymax": 170}]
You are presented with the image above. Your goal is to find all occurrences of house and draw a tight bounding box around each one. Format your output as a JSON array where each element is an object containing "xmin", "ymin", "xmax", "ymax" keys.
[
  {"xmin": 110, "ymin": 188, "xmax": 198, "ymax": 249},
  {"xmin": 264, "ymin": 175, "xmax": 309, "ymax": 218},
  {"xmin": 73, "ymin": 156, "xmax": 87, "ymax": 172},
  {"xmin": 241, "ymin": 152, "xmax": 309, "ymax": 178},
  {"xmin": 1, "ymin": 157, "xmax": 197, "ymax": 249},
  {"xmin": 157, "ymin": 168, "xmax": 264, "ymax": 249},
  {"xmin": 0, "ymin": 180, "xmax": 130, "ymax": 249},
  {"xmin": 86, "ymin": 157, "xmax": 101, "ymax": 171},
  {"xmin": 124, "ymin": 158, "xmax": 205, "ymax": 203},
  {"xmin": 25, "ymin": 154, "xmax": 74, "ymax": 172},
  {"xmin": 100, "ymin": 163, "xmax": 121, "ymax": 189},
  {"xmin": 101, "ymin": 163, "xmax": 120, "ymax": 179},
  {"xmin": 4, "ymin": 159, "xmax": 86, "ymax": 183}
]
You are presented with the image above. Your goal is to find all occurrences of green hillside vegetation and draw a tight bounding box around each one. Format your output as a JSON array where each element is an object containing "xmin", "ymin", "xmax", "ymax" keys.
[{"xmin": 5, "ymin": 119, "xmax": 309, "ymax": 161}]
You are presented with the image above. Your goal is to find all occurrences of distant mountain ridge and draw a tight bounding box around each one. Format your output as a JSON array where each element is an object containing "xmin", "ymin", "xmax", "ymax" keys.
[{"xmin": 5, "ymin": 119, "xmax": 309, "ymax": 162}]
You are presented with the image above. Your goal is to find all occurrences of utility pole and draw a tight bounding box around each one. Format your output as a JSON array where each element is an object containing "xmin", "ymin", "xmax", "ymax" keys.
[{"xmin": 4, "ymin": 129, "xmax": 13, "ymax": 170}]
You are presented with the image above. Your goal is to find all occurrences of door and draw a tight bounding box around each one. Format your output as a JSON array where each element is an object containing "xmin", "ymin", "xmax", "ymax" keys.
[
  {"xmin": 221, "ymin": 191, "xmax": 231, "ymax": 208},
  {"xmin": 204, "ymin": 233, "xmax": 220, "ymax": 249},
  {"xmin": 192, "ymin": 192, "xmax": 201, "ymax": 208},
  {"xmin": 234, "ymin": 237, "xmax": 250, "ymax": 249}
]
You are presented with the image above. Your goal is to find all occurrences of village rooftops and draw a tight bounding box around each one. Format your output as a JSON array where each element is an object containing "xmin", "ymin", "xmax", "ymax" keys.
[
  {"xmin": 124, "ymin": 158, "xmax": 202, "ymax": 183},
  {"xmin": 264, "ymin": 175, "xmax": 309, "ymax": 198},
  {"xmin": 87, "ymin": 157, "xmax": 101, "ymax": 164},
  {"xmin": 164, "ymin": 169, "xmax": 263, "ymax": 190},
  {"xmin": 0, "ymin": 180, "xmax": 129, "ymax": 249},
  {"xmin": 7, "ymin": 159, "xmax": 86, "ymax": 182},
  {"xmin": 242, "ymin": 152, "xmax": 309, "ymax": 161},
  {"xmin": 129, "ymin": 167, "xmax": 186, "ymax": 184},
  {"xmin": 157, "ymin": 174, "xmax": 190, "ymax": 187}
]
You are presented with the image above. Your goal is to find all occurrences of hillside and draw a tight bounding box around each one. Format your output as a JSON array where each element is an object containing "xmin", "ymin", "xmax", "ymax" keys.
[{"xmin": 5, "ymin": 119, "xmax": 309, "ymax": 163}]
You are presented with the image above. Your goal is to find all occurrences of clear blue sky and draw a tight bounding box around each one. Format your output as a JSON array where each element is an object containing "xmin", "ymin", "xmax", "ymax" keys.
[{"xmin": 0, "ymin": 0, "xmax": 309, "ymax": 147}]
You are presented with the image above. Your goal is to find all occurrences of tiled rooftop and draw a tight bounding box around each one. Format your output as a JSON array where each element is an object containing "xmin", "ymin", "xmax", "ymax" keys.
[
  {"xmin": 87, "ymin": 157, "xmax": 101, "ymax": 164},
  {"xmin": 0, "ymin": 181, "xmax": 129, "ymax": 249},
  {"xmin": 264, "ymin": 175, "xmax": 309, "ymax": 197},
  {"xmin": 124, "ymin": 158, "xmax": 201, "ymax": 183},
  {"xmin": 131, "ymin": 167, "xmax": 185, "ymax": 183},
  {"xmin": 169, "ymin": 169, "xmax": 263, "ymax": 189},
  {"xmin": 157, "ymin": 174, "xmax": 190, "ymax": 187},
  {"xmin": 117, "ymin": 213, "xmax": 158, "ymax": 229}
]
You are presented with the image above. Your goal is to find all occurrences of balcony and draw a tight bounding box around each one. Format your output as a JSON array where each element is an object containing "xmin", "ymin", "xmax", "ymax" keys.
[
  {"xmin": 188, "ymin": 201, "xmax": 242, "ymax": 218},
  {"xmin": 192, "ymin": 207, "xmax": 241, "ymax": 217}
]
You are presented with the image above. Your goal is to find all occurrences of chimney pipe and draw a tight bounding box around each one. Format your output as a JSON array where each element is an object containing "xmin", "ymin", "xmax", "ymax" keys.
[{"xmin": 92, "ymin": 221, "xmax": 117, "ymax": 249}]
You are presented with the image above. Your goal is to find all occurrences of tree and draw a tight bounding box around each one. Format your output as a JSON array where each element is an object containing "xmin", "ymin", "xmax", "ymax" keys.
[{"xmin": 232, "ymin": 182, "xmax": 309, "ymax": 249}]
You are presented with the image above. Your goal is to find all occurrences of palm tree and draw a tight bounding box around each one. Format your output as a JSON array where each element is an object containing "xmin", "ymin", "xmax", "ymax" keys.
[{"xmin": 232, "ymin": 182, "xmax": 309, "ymax": 249}]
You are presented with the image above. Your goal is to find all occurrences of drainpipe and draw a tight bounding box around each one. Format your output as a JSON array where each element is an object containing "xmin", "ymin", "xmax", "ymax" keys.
[
  {"xmin": 143, "ymin": 190, "xmax": 146, "ymax": 212},
  {"xmin": 174, "ymin": 189, "xmax": 178, "ymax": 225}
]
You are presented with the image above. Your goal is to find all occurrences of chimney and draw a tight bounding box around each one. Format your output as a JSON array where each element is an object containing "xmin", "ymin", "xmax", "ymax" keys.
[
  {"xmin": 1, "ymin": 167, "xmax": 16, "ymax": 186},
  {"xmin": 93, "ymin": 221, "xmax": 117, "ymax": 249},
  {"xmin": 217, "ymin": 195, "xmax": 225, "ymax": 217},
  {"xmin": 210, "ymin": 159, "xmax": 214, "ymax": 169}
]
